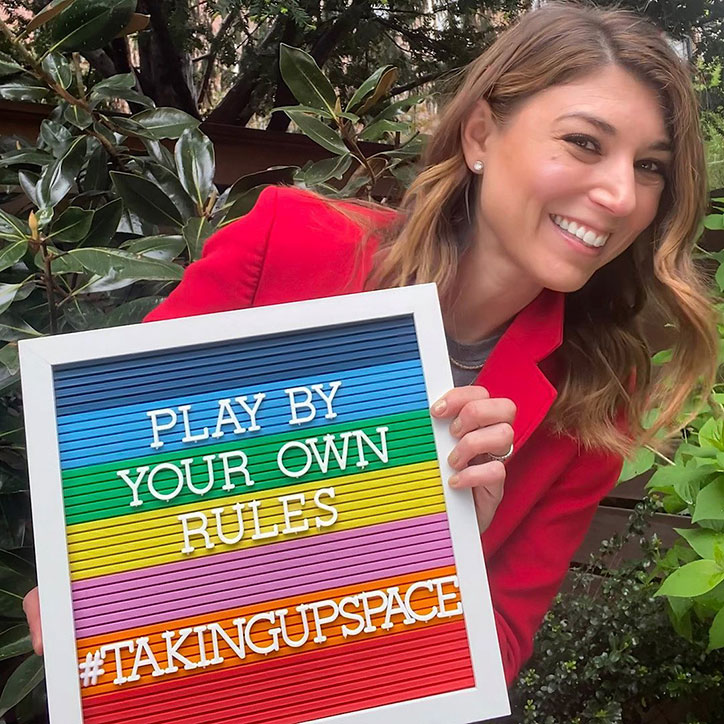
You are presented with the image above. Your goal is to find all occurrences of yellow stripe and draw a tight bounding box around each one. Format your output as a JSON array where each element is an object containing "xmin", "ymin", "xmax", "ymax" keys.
[{"xmin": 68, "ymin": 461, "xmax": 444, "ymax": 581}]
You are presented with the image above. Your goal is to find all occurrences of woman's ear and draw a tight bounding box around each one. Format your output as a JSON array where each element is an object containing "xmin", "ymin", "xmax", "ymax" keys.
[{"xmin": 461, "ymin": 99, "xmax": 496, "ymax": 171}]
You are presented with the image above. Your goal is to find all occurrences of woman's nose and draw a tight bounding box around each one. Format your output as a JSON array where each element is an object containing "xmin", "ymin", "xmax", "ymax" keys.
[{"xmin": 588, "ymin": 161, "xmax": 637, "ymax": 218}]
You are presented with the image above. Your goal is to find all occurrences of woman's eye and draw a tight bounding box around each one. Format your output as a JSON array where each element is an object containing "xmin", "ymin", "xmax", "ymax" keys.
[
  {"xmin": 636, "ymin": 159, "xmax": 667, "ymax": 176},
  {"xmin": 564, "ymin": 134, "xmax": 600, "ymax": 153}
]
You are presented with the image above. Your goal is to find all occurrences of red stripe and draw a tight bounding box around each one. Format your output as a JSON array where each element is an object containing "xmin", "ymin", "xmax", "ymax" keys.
[{"xmin": 83, "ymin": 621, "xmax": 473, "ymax": 723}]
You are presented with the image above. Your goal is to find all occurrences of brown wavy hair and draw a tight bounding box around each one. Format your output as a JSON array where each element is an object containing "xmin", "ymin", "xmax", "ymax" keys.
[{"xmin": 367, "ymin": 2, "xmax": 718, "ymax": 457}]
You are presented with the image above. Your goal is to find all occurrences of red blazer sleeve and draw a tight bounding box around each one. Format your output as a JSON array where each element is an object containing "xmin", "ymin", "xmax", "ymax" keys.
[
  {"xmin": 486, "ymin": 449, "xmax": 622, "ymax": 684},
  {"xmin": 144, "ymin": 186, "xmax": 279, "ymax": 323}
]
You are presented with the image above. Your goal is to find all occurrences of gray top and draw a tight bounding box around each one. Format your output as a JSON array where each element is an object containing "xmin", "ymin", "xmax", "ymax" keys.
[{"xmin": 446, "ymin": 331, "xmax": 505, "ymax": 387}]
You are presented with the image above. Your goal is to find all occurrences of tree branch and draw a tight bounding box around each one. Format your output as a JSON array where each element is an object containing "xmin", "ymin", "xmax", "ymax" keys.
[{"xmin": 197, "ymin": 10, "xmax": 240, "ymax": 107}]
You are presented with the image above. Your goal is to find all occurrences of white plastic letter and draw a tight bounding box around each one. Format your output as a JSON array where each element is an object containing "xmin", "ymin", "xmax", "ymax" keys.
[{"xmin": 146, "ymin": 408, "xmax": 177, "ymax": 449}]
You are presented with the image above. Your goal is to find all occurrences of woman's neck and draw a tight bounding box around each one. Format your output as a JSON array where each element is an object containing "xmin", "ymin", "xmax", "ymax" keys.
[{"xmin": 443, "ymin": 243, "xmax": 542, "ymax": 344}]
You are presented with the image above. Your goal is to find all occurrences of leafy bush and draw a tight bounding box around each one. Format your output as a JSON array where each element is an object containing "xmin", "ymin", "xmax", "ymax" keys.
[{"xmin": 506, "ymin": 501, "xmax": 724, "ymax": 724}]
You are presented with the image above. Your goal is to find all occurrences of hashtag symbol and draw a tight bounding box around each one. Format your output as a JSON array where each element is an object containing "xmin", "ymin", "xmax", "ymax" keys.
[{"xmin": 78, "ymin": 650, "xmax": 105, "ymax": 687}]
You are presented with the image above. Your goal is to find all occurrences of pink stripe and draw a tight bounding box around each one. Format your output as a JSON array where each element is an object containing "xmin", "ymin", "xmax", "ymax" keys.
[{"xmin": 72, "ymin": 514, "xmax": 452, "ymax": 638}]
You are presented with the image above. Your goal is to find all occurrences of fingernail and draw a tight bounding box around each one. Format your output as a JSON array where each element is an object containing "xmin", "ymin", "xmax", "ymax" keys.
[
  {"xmin": 432, "ymin": 398, "xmax": 447, "ymax": 415},
  {"xmin": 449, "ymin": 474, "xmax": 460, "ymax": 488},
  {"xmin": 448, "ymin": 452, "xmax": 458, "ymax": 468},
  {"xmin": 450, "ymin": 418, "xmax": 461, "ymax": 436}
]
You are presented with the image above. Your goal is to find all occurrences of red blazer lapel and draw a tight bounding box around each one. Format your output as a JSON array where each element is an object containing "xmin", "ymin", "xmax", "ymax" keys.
[{"xmin": 476, "ymin": 289, "xmax": 565, "ymax": 454}]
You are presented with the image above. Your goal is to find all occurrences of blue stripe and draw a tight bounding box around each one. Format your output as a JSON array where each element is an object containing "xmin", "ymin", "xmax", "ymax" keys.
[
  {"xmin": 53, "ymin": 317, "xmax": 418, "ymax": 416},
  {"xmin": 56, "ymin": 360, "xmax": 428, "ymax": 470}
]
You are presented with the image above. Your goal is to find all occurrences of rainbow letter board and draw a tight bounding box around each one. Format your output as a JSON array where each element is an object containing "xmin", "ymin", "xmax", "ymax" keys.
[{"xmin": 20, "ymin": 285, "xmax": 509, "ymax": 723}]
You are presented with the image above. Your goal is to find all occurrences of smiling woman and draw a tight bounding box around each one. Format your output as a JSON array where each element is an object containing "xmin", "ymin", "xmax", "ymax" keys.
[{"xmin": 22, "ymin": 1, "xmax": 720, "ymax": 696}]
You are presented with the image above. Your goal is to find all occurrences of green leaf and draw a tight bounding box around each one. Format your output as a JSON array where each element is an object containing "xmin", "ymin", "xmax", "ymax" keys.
[
  {"xmin": 36, "ymin": 136, "xmax": 87, "ymax": 211},
  {"xmin": 50, "ymin": 0, "xmax": 137, "ymax": 53},
  {"xmin": 285, "ymin": 111, "xmax": 348, "ymax": 156},
  {"xmin": 651, "ymin": 348, "xmax": 672, "ymax": 365},
  {"xmin": 656, "ymin": 559, "xmax": 724, "ymax": 598},
  {"xmin": 359, "ymin": 118, "xmax": 409, "ymax": 142},
  {"xmin": 0, "ymin": 654, "xmax": 44, "ymax": 717},
  {"xmin": 39, "ymin": 120, "xmax": 73, "ymax": 157},
  {"xmin": 0, "ymin": 148, "xmax": 54, "ymax": 168},
  {"xmin": 709, "ymin": 605, "xmax": 724, "ymax": 650},
  {"xmin": 704, "ymin": 213, "xmax": 724, "ymax": 231},
  {"xmin": 692, "ymin": 477, "xmax": 724, "ymax": 524},
  {"xmin": 221, "ymin": 185, "xmax": 268, "ymax": 226},
  {"xmin": 89, "ymin": 73, "xmax": 154, "ymax": 108},
  {"xmin": 81, "ymin": 143, "xmax": 110, "ymax": 191},
  {"xmin": 717, "ymin": 263, "xmax": 724, "ymax": 293},
  {"xmin": 223, "ymin": 167, "xmax": 297, "ymax": 205},
  {"xmin": 0, "ymin": 76, "xmax": 52, "ymax": 103},
  {"xmin": 272, "ymin": 104, "xmax": 336, "ymax": 120},
  {"xmin": 0, "ymin": 211, "xmax": 29, "ymax": 244},
  {"xmin": 279, "ymin": 44, "xmax": 337, "ymax": 117},
  {"xmin": 85, "ymin": 198, "xmax": 122, "ymax": 245},
  {"xmin": 0, "ymin": 626, "xmax": 32, "ymax": 661},
  {"xmin": 0, "ymin": 343, "xmax": 20, "ymax": 391},
  {"xmin": 27, "ymin": 0, "xmax": 75, "ymax": 32},
  {"xmin": 618, "ymin": 446, "xmax": 655, "ymax": 482},
  {"xmin": 110, "ymin": 171, "xmax": 183, "ymax": 228},
  {"xmin": 130, "ymin": 108, "xmax": 200, "ymax": 140},
  {"xmin": 101, "ymin": 297, "xmax": 165, "ymax": 327},
  {"xmin": 122, "ymin": 234, "xmax": 184, "ymax": 261},
  {"xmin": 145, "ymin": 163, "xmax": 196, "ymax": 219},
  {"xmin": 676, "ymin": 528, "xmax": 724, "ymax": 560},
  {"xmin": 142, "ymin": 139, "xmax": 175, "ymax": 170},
  {"xmin": 67, "ymin": 247, "xmax": 183, "ymax": 281},
  {"xmin": 369, "ymin": 94, "xmax": 426, "ymax": 125},
  {"xmin": 18, "ymin": 171, "xmax": 39, "ymax": 206},
  {"xmin": 699, "ymin": 417, "xmax": 724, "ymax": 451},
  {"xmin": 302, "ymin": 154, "xmax": 352, "ymax": 186},
  {"xmin": 351, "ymin": 66, "xmax": 399, "ymax": 117},
  {"xmin": 49, "ymin": 206, "xmax": 94, "ymax": 242},
  {"xmin": 0, "ymin": 283, "xmax": 25, "ymax": 316},
  {"xmin": 63, "ymin": 103, "xmax": 93, "ymax": 129},
  {"xmin": 0, "ymin": 241, "xmax": 28, "ymax": 273},
  {"xmin": 183, "ymin": 217, "xmax": 214, "ymax": 261},
  {"xmin": 41, "ymin": 52, "xmax": 72, "ymax": 89},
  {"xmin": 174, "ymin": 129, "xmax": 215, "ymax": 210},
  {"xmin": 0, "ymin": 53, "xmax": 23, "ymax": 79},
  {"xmin": 347, "ymin": 66, "xmax": 396, "ymax": 114}
]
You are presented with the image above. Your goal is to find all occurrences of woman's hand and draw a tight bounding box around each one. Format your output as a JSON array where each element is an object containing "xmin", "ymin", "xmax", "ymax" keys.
[
  {"xmin": 22, "ymin": 587, "xmax": 43, "ymax": 656},
  {"xmin": 431, "ymin": 386, "xmax": 516, "ymax": 533}
]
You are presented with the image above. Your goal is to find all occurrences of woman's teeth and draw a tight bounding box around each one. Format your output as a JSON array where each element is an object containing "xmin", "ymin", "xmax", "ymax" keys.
[{"xmin": 552, "ymin": 215, "xmax": 609, "ymax": 248}]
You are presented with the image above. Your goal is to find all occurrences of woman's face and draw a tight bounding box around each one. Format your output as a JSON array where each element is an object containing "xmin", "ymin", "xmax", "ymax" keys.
[{"xmin": 463, "ymin": 65, "xmax": 672, "ymax": 293}]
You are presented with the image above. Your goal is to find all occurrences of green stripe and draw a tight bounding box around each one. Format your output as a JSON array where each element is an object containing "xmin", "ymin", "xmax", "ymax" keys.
[{"xmin": 62, "ymin": 410, "xmax": 438, "ymax": 525}]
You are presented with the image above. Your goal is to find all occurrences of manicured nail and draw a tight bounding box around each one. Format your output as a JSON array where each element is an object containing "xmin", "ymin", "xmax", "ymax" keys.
[
  {"xmin": 450, "ymin": 418, "xmax": 462, "ymax": 436},
  {"xmin": 449, "ymin": 474, "xmax": 460, "ymax": 488},
  {"xmin": 432, "ymin": 398, "xmax": 447, "ymax": 415}
]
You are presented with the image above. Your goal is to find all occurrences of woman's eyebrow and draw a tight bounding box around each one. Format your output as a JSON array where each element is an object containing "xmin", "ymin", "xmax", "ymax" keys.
[{"xmin": 555, "ymin": 111, "xmax": 672, "ymax": 152}]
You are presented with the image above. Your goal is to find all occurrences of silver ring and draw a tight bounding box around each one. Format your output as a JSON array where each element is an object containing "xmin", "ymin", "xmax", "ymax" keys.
[{"xmin": 487, "ymin": 442, "xmax": 514, "ymax": 463}]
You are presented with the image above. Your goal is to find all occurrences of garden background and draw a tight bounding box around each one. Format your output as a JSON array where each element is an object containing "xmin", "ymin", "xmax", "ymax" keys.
[{"xmin": 1, "ymin": 0, "xmax": 724, "ymax": 722}]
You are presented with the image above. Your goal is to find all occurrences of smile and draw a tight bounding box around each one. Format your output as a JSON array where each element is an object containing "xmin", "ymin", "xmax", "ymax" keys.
[{"xmin": 551, "ymin": 215, "xmax": 610, "ymax": 248}]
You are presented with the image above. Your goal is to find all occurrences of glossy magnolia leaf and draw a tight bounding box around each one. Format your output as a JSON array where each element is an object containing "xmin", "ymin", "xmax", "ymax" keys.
[
  {"xmin": 0, "ymin": 148, "xmax": 54, "ymax": 168},
  {"xmin": 142, "ymin": 139, "xmax": 175, "ymax": 170},
  {"xmin": 116, "ymin": 12, "xmax": 149, "ymax": 36},
  {"xmin": 359, "ymin": 119, "xmax": 409, "ymax": 142},
  {"xmin": 101, "ymin": 297, "xmax": 164, "ymax": 328},
  {"xmin": 0, "ymin": 53, "xmax": 23, "ymax": 79},
  {"xmin": 348, "ymin": 66, "xmax": 398, "ymax": 116},
  {"xmin": 39, "ymin": 119, "xmax": 73, "ymax": 157},
  {"xmin": 110, "ymin": 171, "xmax": 183, "ymax": 228},
  {"xmin": 0, "ymin": 241, "xmax": 28, "ymax": 273},
  {"xmin": 63, "ymin": 103, "xmax": 93, "ymax": 130},
  {"xmin": 18, "ymin": 171, "xmax": 39, "ymax": 206},
  {"xmin": 677, "ymin": 528, "xmax": 724, "ymax": 561},
  {"xmin": 49, "ymin": 206, "xmax": 94, "ymax": 242},
  {"xmin": 174, "ymin": 129, "xmax": 215, "ymax": 210},
  {"xmin": 26, "ymin": 0, "xmax": 75, "ymax": 32},
  {"xmin": 303, "ymin": 154, "xmax": 352, "ymax": 186},
  {"xmin": 130, "ymin": 108, "xmax": 200, "ymax": 140},
  {"xmin": 656, "ymin": 559, "xmax": 724, "ymax": 598},
  {"xmin": 145, "ymin": 163, "xmax": 196, "ymax": 219},
  {"xmin": 221, "ymin": 185, "xmax": 267, "ymax": 226},
  {"xmin": 81, "ymin": 143, "xmax": 110, "ymax": 192},
  {"xmin": 0, "ymin": 211, "xmax": 29, "ymax": 244},
  {"xmin": 0, "ymin": 654, "xmax": 44, "ymax": 717},
  {"xmin": 0, "ymin": 625, "xmax": 32, "ymax": 661},
  {"xmin": 67, "ymin": 247, "xmax": 183, "ymax": 281},
  {"xmin": 0, "ymin": 283, "xmax": 25, "ymax": 316},
  {"xmin": 279, "ymin": 44, "xmax": 337, "ymax": 117},
  {"xmin": 89, "ymin": 73, "xmax": 154, "ymax": 109},
  {"xmin": 41, "ymin": 52, "xmax": 72, "ymax": 89},
  {"xmin": 692, "ymin": 477, "xmax": 724, "ymax": 523},
  {"xmin": 122, "ymin": 235, "xmax": 185, "ymax": 261},
  {"xmin": 183, "ymin": 217, "xmax": 214, "ymax": 261},
  {"xmin": 285, "ymin": 111, "xmax": 348, "ymax": 156},
  {"xmin": 223, "ymin": 167, "xmax": 297, "ymax": 207},
  {"xmin": 0, "ymin": 76, "xmax": 52, "ymax": 103},
  {"xmin": 85, "ymin": 198, "xmax": 122, "ymax": 246},
  {"xmin": 709, "ymin": 605, "xmax": 724, "ymax": 651},
  {"xmin": 50, "ymin": 0, "xmax": 136, "ymax": 53},
  {"xmin": 36, "ymin": 136, "xmax": 87, "ymax": 211}
]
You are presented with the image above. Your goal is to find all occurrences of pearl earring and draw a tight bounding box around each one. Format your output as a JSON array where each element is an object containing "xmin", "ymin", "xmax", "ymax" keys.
[{"xmin": 472, "ymin": 160, "xmax": 484, "ymax": 173}]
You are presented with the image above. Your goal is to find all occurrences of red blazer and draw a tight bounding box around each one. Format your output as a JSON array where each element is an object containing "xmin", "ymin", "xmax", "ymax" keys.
[{"xmin": 145, "ymin": 185, "xmax": 622, "ymax": 684}]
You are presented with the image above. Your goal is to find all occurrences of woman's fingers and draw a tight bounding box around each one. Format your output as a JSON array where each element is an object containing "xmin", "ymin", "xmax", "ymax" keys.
[
  {"xmin": 448, "ymin": 422, "xmax": 514, "ymax": 470},
  {"xmin": 450, "ymin": 397, "xmax": 516, "ymax": 439},
  {"xmin": 22, "ymin": 587, "xmax": 43, "ymax": 656},
  {"xmin": 448, "ymin": 460, "xmax": 506, "ymax": 532},
  {"xmin": 430, "ymin": 386, "xmax": 490, "ymax": 418}
]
